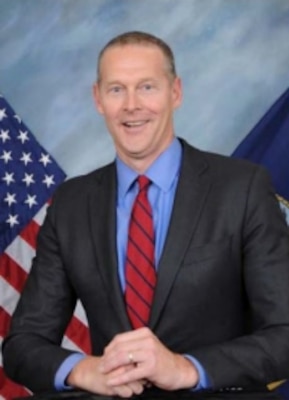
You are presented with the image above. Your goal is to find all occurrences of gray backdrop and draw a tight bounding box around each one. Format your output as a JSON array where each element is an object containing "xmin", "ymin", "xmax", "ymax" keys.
[{"xmin": 1, "ymin": 0, "xmax": 289, "ymax": 178}]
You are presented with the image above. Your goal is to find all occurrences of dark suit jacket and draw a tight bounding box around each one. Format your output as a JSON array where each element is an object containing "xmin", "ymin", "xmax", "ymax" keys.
[{"xmin": 3, "ymin": 140, "xmax": 289, "ymax": 392}]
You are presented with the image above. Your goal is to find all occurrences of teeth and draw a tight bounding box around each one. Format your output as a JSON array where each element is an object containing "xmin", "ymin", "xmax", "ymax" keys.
[{"xmin": 124, "ymin": 121, "xmax": 146, "ymax": 127}]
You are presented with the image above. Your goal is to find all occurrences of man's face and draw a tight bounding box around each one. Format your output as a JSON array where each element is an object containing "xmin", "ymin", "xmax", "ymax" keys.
[{"xmin": 93, "ymin": 44, "xmax": 182, "ymax": 171}]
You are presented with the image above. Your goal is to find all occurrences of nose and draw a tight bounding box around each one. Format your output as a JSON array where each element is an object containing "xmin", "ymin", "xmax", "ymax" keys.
[{"xmin": 123, "ymin": 89, "xmax": 140, "ymax": 111}]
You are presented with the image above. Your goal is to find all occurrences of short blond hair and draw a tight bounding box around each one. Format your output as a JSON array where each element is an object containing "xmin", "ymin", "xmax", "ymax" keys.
[{"xmin": 97, "ymin": 31, "xmax": 177, "ymax": 81}]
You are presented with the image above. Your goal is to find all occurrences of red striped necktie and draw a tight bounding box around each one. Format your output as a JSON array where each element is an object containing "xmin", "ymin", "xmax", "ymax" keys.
[{"xmin": 125, "ymin": 175, "xmax": 157, "ymax": 329}]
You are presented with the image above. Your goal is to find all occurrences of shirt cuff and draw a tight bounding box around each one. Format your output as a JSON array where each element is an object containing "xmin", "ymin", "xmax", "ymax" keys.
[
  {"xmin": 54, "ymin": 353, "xmax": 86, "ymax": 390},
  {"xmin": 183, "ymin": 354, "xmax": 212, "ymax": 391}
]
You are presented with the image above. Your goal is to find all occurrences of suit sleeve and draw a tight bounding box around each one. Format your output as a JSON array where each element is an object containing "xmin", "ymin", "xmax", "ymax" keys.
[
  {"xmin": 192, "ymin": 166, "xmax": 289, "ymax": 389},
  {"xmin": 2, "ymin": 189, "xmax": 80, "ymax": 392}
]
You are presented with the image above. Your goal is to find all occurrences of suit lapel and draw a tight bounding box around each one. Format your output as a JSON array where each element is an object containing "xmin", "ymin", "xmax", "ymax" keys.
[
  {"xmin": 86, "ymin": 142, "xmax": 212, "ymax": 332},
  {"xmin": 149, "ymin": 142, "xmax": 211, "ymax": 329},
  {"xmin": 88, "ymin": 163, "xmax": 131, "ymax": 330}
]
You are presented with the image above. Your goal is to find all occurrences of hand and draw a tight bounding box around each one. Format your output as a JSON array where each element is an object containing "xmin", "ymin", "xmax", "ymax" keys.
[
  {"xmin": 100, "ymin": 327, "xmax": 199, "ymax": 391},
  {"xmin": 67, "ymin": 355, "xmax": 145, "ymax": 397}
]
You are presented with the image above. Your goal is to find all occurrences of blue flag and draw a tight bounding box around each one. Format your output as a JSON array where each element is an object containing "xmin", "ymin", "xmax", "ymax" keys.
[
  {"xmin": 232, "ymin": 87, "xmax": 289, "ymax": 224},
  {"xmin": 232, "ymin": 88, "xmax": 289, "ymax": 399}
]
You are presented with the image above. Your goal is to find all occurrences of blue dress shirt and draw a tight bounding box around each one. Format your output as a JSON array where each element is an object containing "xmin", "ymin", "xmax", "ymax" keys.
[
  {"xmin": 55, "ymin": 138, "xmax": 211, "ymax": 390},
  {"xmin": 116, "ymin": 137, "xmax": 181, "ymax": 288}
]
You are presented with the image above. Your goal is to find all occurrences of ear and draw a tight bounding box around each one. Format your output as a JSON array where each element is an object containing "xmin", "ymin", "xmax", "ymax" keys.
[
  {"xmin": 92, "ymin": 83, "xmax": 104, "ymax": 114},
  {"xmin": 172, "ymin": 77, "xmax": 183, "ymax": 109}
]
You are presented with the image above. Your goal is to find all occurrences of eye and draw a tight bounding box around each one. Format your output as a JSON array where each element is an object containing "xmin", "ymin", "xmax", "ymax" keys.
[
  {"xmin": 109, "ymin": 86, "xmax": 122, "ymax": 94},
  {"xmin": 142, "ymin": 83, "xmax": 153, "ymax": 91}
]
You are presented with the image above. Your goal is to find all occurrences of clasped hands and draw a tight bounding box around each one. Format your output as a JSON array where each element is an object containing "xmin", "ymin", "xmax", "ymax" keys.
[{"xmin": 68, "ymin": 327, "xmax": 199, "ymax": 397}]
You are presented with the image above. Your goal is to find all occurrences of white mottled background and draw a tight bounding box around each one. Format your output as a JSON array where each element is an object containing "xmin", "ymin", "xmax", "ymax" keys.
[{"xmin": 1, "ymin": 0, "xmax": 289, "ymax": 178}]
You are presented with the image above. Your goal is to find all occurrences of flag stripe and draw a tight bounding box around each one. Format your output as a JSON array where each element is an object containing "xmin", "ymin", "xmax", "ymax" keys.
[
  {"xmin": 0, "ymin": 277, "xmax": 20, "ymax": 315},
  {"xmin": 33, "ymin": 203, "xmax": 49, "ymax": 226},
  {"xmin": 0, "ymin": 366, "xmax": 30, "ymax": 399},
  {"xmin": 74, "ymin": 301, "xmax": 88, "ymax": 326},
  {"xmin": 61, "ymin": 336, "xmax": 83, "ymax": 354},
  {"xmin": 0, "ymin": 308, "xmax": 11, "ymax": 342},
  {"xmin": 0, "ymin": 253, "xmax": 27, "ymax": 294},
  {"xmin": 5, "ymin": 236, "xmax": 35, "ymax": 275},
  {"xmin": 20, "ymin": 219, "xmax": 40, "ymax": 249},
  {"xmin": 65, "ymin": 316, "xmax": 91, "ymax": 355},
  {"xmin": 0, "ymin": 95, "xmax": 90, "ymax": 399}
]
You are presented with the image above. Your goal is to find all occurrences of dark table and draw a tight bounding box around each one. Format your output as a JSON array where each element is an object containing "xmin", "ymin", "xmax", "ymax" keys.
[{"xmin": 14, "ymin": 387, "xmax": 284, "ymax": 400}]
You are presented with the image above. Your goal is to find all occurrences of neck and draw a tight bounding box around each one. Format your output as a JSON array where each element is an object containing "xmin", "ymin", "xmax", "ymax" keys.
[{"xmin": 119, "ymin": 137, "xmax": 175, "ymax": 174}]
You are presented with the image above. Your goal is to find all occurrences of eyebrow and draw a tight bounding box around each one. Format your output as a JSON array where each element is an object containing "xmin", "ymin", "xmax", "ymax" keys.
[{"xmin": 105, "ymin": 77, "xmax": 159, "ymax": 86}]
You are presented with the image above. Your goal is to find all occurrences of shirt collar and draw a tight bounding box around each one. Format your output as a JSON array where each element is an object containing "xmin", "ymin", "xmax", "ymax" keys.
[{"xmin": 116, "ymin": 137, "xmax": 182, "ymax": 200}]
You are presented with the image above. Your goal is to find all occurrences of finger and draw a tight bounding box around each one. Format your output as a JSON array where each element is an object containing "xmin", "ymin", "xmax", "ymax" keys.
[
  {"xmin": 100, "ymin": 353, "xmax": 133, "ymax": 374},
  {"xmin": 101, "ymin": 348, "xmax": 144, "ymax": 373},
  {"xmin": 126, "ymin": 380, "xmax": 145, "ymax": 395},
  {"xmin": 105, "ymin": 327, "xmax": 152, "ymax": 353},
  {"xmin": 103, "ymin": 353, "xmax": 149, "ymax": 387},
  {"xmin": 106, "ymin": 361, "xmax": 148, "ymax": 387},
  {"xmin": 111, "ymin": 384, "xmax": 134, "ymax": 398},
  {"xmin": 109, "ymin": 380, "xmax": 145, "ymax": 398}
]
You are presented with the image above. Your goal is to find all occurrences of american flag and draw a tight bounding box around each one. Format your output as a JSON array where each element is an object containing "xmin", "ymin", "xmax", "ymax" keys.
[{"xmin": 0, "ymin": 95, "xmax": 91, "ymax": 399}]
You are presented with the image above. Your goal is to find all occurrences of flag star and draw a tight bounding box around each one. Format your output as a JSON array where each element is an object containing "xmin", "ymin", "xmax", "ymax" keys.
[
  {"xmin": 0, "ymin": 108, "xmax": 7, "ymax": 121},
  {"xmin": 2, "ymin": 172, "xmax": 15, "ymax": 185},
  {"xmin": 20, "ymin": 152, "xmax": 33, "ymax": 165},
  {"xmin": 4, "ymin": 192, "xmax": 17, "ymax": 206},
  {"xmin": 39, "ymin": 153, "xmax": 52, "ymax": 167},
  {"xmin": 0, "ymin": 150, "xmax": 13, "ymax": 163},
  {"xmin": 0, "ymin": 129, "xmax": 10, "ymax": 143},
  {"xmin": 25, "ymin": 194, "xmax": 38, "ymax": 208},
  {"xmin": 6, "ymin": 214, "xmax": 19, "ymax": 227},
  {"xmin": 14, "ymin": 114, "xmax": 22, "ymax": 123},
  {"xmin": 22, "ymin": 173, "xmax": 35, "ymax": 186},
  {"xmin": 17, "ymin": 130, "xmax": 29, "ymax": 143},
  {"xmin": 43, "ymin": 174, "xmax": 55, "ymax": 188}
]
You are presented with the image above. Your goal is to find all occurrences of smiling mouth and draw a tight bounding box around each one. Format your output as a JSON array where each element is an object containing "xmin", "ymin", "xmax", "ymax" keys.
[{"xmin": 122, "ymin": 120, "xmax": 148, "ymax": 128}]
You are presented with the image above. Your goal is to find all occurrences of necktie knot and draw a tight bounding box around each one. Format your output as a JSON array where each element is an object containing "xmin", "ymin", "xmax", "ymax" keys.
[{"xmin": 137, "ymin": 175, "xmax": 151, "ymax": 192}]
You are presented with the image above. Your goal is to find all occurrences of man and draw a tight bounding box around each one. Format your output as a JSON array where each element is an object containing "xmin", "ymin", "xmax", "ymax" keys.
[{"xmin": 3, "ymin": 31, "xmax": 289, "ymax": 398}]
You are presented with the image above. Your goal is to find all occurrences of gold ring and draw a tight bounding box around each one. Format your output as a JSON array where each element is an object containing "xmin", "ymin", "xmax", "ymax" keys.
[{"xmin": 128, "ymin": 352, "xmax": 134, "ymax": 364}]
